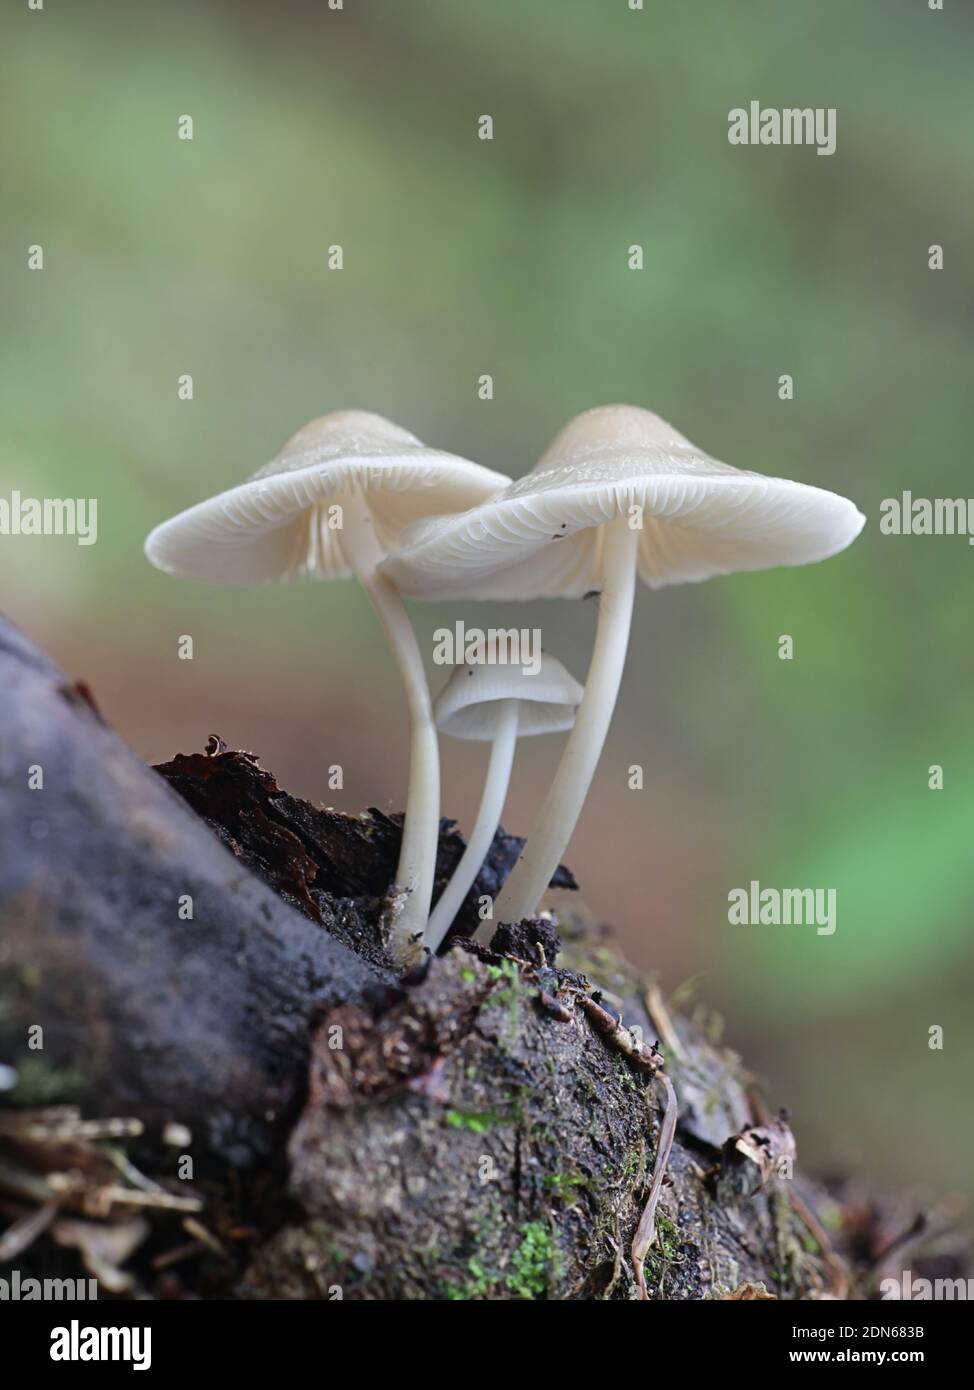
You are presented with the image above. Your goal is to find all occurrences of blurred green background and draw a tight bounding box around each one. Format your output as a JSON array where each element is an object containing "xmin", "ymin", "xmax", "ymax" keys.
[{"xmin": 2, "ymin": 0, "xmax": 972, "ymax": 1199}]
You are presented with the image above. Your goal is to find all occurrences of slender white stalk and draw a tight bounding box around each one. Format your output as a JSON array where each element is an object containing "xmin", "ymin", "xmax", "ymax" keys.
[
  {"xmin": 338, "ymin": 492, "xmax": 440, "ymax": 963},
  {"xmin": 493, "ymin": 510, "xmax": 639, "ymax": 925},
  {"xmin": 426, "ymin": 700, "xmax": 519, "ymax": 954}
]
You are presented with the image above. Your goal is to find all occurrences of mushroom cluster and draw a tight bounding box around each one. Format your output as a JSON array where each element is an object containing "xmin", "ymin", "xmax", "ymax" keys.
[
  {"xmin": 144, "ymin": 410, "xmax": 509, "ymax": 963},
  {"xmin": 146, "ymin": 404, "xmax": 865, "ymax": 966}
]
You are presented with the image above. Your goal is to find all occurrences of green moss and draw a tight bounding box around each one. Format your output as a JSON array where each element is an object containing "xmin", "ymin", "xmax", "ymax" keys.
[
  {"xmin": 443, "ymin": 1255, "xmax": 495, "ymax": 1300},
  {"xmin": 445, "ymin": 1108, "xmax": 507, "ymax": 1134},
  {"xmin": 654, "ymin": 1210, "xmax": 680, "ymax": 1261},
  {"xmin": 542, "ymin": 1172, "xmax": 590, "ymax": 1191},
  {"xmin": 480, "ymin": 959, "xmax": 529, "ymax": 1051},
  {"xmin": 12, "ymin": 1055, "xmax": 87, "ymax": 1103},
  {"xmin": 505, "ymin": 1221, "xmax": 554, "ymax": 1300}
]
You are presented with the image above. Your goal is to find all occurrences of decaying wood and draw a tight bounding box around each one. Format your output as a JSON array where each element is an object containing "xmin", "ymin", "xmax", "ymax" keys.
[
  {"xmin": 0, "ymin": 614, "xmax": 968, "ymax": 1300},
  {"xmin": 152, "ymin": 744, "xmax": 576, "ymax": 971},
  {"xmin": 0, "ymin": 616, "xmax": 385, "ymax": 1165}
]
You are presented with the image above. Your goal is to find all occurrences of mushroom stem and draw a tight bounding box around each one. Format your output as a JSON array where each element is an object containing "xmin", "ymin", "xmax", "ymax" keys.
[
  {"xmin": 426, "ymin": 699, "xmax": 520, "ymax": 954},
  {"xmin": 493, "ymin": 509, "xmax": 639, "ymax": 925},
  {"xmin": 338, "ymin": 493, "xmax": 440, "ymax": 963},
  {"xmin": 359, "ymin": 570, "xmax": 440, "ymax": 952}
]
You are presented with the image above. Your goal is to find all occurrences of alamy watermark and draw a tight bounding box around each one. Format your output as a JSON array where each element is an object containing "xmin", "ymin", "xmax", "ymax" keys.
[
  {"xmin": 881, "ymin": 1270, "xmax": 974, "ymax": 1300},
  {"xmin": 728, "ymin": 880, "xmax": 836, "ymax": 936},
  {"xmin": 432, "ymin": 620, "xmax": 542, "ymax": 675},
  {"xmin": 1, "ymin": 1268, "xmax": 98, "ymax": 1300},
  {"xmin": 0, "ymin": 490, "xmax": 97, "ymax": 545},
  {"xmin": 728, "ymin": 101, "xmax": 836, "ymax": 156},
  {"xmin": 50, "ymin": 1320, "xmax": 151, "ymax": 1371},
  {"xmin": 880, "ymin": 492, "xmax": 974, "ymax": 544}
]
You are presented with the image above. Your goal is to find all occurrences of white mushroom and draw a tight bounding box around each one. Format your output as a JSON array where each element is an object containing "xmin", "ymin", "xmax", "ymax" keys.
[
  {"xmin": 426, "ymin": 654, "xmax": 583, "ymax": 953},
  {"xmin": 384, "ymin": 404, "xmax": 866, "ymax": 926},
  {"xmin": 144, "ymin": 409, "xmax": 509, "ymax": 962}
]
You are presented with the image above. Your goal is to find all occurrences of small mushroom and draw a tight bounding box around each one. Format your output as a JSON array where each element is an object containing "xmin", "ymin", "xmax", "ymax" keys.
[
  {"xmin": 426, "ymin": 654, "xmax": 583, "ymax": 953},
  {"xmin": 144, "ymin": 409, "xmax": 509, "ymax": 961},
  {"xmin": 384, "ymin": 404, "xmax": 865, "ymax": 926}
]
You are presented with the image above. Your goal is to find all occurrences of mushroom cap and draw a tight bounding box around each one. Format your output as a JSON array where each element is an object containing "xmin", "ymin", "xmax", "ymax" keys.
[
  {"xmin": 434, "ymin": 653, "xmax": 583, "ymax": 741},
  {"xmin": 144, "ymin": 410, "xmax": 510, "ymax": 584},
  {"xmin": 382, "ymin": 405, "xmax": 866, "ymax": 600}
]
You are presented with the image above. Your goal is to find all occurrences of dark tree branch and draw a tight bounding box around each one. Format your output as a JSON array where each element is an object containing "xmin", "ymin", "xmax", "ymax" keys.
[{"xmin": 0, "ymin": 616, "xmax": 387, "ymax": 1166}]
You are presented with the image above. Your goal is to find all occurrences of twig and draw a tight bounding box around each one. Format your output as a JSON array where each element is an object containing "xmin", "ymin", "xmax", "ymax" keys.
[
  {"xmin": 787, "ymin": 1186, "xmax": 850, "ymax": 1299},
  {"xmin": 871, "ymin": 1211, "xmax": 927, "ymax": 1268},
  {"xmin": 0, "ymin": 1199, "xmax": 60, "ymax": 1262},
  {"xmin": 9, "ymin": 1112, "xmax": 143, "ymax": 1143},
  {"xmin": 631, "ymin": 1070, "xmax": 679, "ymax": 1301},
  {"xmin": 151, "ymin": 1239, "xmax": 205, "ymax": 1271},
  {"xmin": 575, "ymin": 994, "xmax": 663, "ymax": 1073},
  {"xmin": 106, "ymin": 1148, "xmax": 168, "ymax": 1195},
  {"xmin": 602, "ymin": 1230, "xmax": 624, "ymax": 1299},
  {"xmin": 0, "ymin": 1157, "xmax": 71, "ymax": 1205},
  {"xmin": 92, "ymin": 1185, "xmax": 202, "ymax": 1214},
  {"xmin": 182, "ymin": 1216, "xmax": 225, "ymax": 1254},
  {"xmin": 644, "ymin": 984, "xmax": 688, "ymax": 1064},
  {"xmin": 103, "ymin": 1185, "xmax": 203, "ymax": 1213},
  {"xmin": 571, "ymin": 990, "xmax": 680, "ymax": 1301}
]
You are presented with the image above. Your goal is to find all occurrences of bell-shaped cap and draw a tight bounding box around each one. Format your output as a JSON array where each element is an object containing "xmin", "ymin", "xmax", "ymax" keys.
[
  {"xmin": 434, "ymin": 653, "xmax": 583, "ymax": 741},
  {"xmin": 145, "ymin": 410, "xmax": 510, "ymax": 585},
  {"xmin": 383, "ymin": 405, "xmax": 866, "ymax": 600}
]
